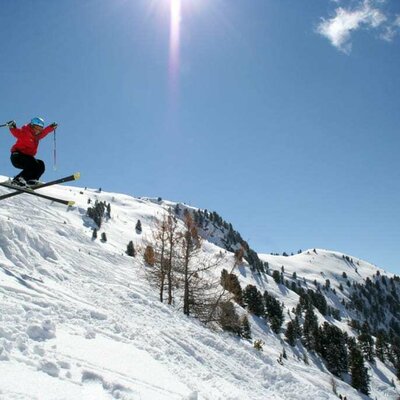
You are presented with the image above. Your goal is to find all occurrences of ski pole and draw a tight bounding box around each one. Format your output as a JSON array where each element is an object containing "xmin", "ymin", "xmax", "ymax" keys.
[
  {"xmin": 0, "ymin": 121, "xmax": 15, "ymax": 128},
  {"xmin": 53, "ymin": 127, "xmax": 57, "ymax": 171}
]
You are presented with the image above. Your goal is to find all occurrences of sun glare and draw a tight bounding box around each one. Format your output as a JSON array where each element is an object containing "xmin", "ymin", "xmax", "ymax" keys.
[
  {"xmin": 169, "ymin": 0, "xmax": 182, "ymax": 107},
  {"xmin": 170, "ymin": 0, "xmax": 181, "ymax": 57},
  {"xmin": 170, "ymin": 0, "xmax": 181, "ymax": 27}
]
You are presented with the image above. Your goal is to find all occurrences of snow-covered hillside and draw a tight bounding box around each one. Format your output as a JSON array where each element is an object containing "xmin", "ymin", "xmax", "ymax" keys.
[{"xmin": 0, "ymin": 177, "xmax": 398, "ymax": 400}]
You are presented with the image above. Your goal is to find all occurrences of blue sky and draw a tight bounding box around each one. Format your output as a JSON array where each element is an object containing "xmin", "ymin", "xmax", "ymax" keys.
[{"xmin": 1, "ymin": 0, "xmax": 400, "ymax": 272}]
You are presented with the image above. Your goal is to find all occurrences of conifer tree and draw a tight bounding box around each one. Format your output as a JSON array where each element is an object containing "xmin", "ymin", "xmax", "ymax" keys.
[
  {"xmin": 242, "ymin": 285, "xmax": 264, "ymax": 317},
  {"xmin": 318, "ymin": 322, "xmax": 348, "ymax": 376},
  {"xmin": 218, "ymin": 301, "xmax": 241, "ymax": 335},
  {"xmin": 349, "ymin": 340, "xmax": 370, "ymax": 395},
  {"xmin": 240, "ymin": 315, "xmax": 252, "ymax": 340},
  {"xmin": 87, "ymin": 200, "xmax": 106, "ymax": 228},
  {"xmin": 375, "ymin": 331, "xmax": 389, "ymax": 362},
  {"xmin": 264, "ymin": 291, "xmax": 284, "ymax": 334},
  {"xmin": 295, "ymin": 303, "xmax": 303, "ymax": 318},
  {"xmin": 101, "ymin": 232, "xmax": 107, "ymax": 242},
  {"xmin": 285, "ymin": 321, "xmax": 296, "ymax": 346},
  {"xmin": 136, "ymin": 220, "xmax": 142, "ymax": 234},
  {"xmin": 302, "ymin": 304, "xmax": 319, "ymax": 351},
  {"xmin": 272, "ymin": 270, "xmax": 281, "ymax": 284},
  {"xmin": 92, "ymin": 228, "xmax": 98, "ymax": 240},
  {"xmin": 293, "ymin": 316, "xmax": 302, "ymax": 339},
  {"xmin": 106, "ymin": 203, "xmax": 111, "ymax": 218},
  {"xmin": 390, "ymin": 336, "xmax": 400, "ymax": 367},
  {"xmin": 126, "ymin": 241, "xmax": 136, "ymax": 257},
  {"xmin": 282, "ymin": 347, "xmax": 287, "ymax": 359},
  {"xmin": 358, "ymin": 322, "xmax": 375, "ymax": 362}
]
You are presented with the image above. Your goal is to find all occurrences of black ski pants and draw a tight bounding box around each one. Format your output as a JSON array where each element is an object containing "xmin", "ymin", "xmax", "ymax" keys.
[{"xmin": 10, "ymin": 152, "xmax": 45, "ymax": 181}]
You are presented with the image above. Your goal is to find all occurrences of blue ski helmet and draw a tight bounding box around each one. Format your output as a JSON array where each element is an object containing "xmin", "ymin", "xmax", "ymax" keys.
[{"xmin": 31, "ymin": 117, "xmax": 45, "ymax": 128}]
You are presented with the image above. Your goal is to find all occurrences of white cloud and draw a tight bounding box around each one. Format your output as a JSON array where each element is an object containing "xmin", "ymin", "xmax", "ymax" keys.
[
  {"xmin": 380, "ymin": 14, "xmax": 400, "ymax": 42},
  {"xmin": 317, "ymin": 1, "xmax": 387, "ymax": 53}
]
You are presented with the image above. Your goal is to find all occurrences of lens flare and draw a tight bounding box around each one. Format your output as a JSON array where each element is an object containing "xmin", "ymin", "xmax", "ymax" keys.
[{"xmin": 169, "ymin": 0, "xmax": 181, "ymax": 108}]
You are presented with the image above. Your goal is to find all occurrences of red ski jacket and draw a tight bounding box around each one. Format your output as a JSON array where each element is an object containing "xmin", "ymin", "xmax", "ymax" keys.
[{"xmin": 9, "ymin": 124, "xmax": 55, "ymax": 157}]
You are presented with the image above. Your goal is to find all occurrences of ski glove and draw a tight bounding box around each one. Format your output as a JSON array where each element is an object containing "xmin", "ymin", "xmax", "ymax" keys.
[
  {"xmin": 7, "ymin": 120, "xmax": 16, "ymax": 129},
  {"xmin": 50, "ymin": 123, "xmax": 58, "ymax": 129}
]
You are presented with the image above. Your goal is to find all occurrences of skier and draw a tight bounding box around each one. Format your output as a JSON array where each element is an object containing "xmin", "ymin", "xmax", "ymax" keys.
[{"xmin": 6, "ymin": 117, "xmax": 58, "ymax": 186}]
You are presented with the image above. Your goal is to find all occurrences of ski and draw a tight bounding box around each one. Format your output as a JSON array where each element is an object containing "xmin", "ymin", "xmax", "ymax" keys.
[
  {"xmin": 0, "ymin": 172, "xmax": 80, "ymax": 205},
  {"xmin": 0, "ymin": 182, "xmax": 75, "ymax": 206}
]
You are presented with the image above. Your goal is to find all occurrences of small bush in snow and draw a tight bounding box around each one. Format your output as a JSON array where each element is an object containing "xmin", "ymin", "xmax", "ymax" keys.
[
  {"xmin": 253, "ymin": 339, "xmax": 264, "ymax": 351},
  {"xmin": 144, "ymin": 245, "xmax": 155, "ymax": 266}
]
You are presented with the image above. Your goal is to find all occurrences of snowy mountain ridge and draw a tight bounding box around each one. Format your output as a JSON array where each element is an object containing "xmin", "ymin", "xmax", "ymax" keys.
[{"xmin": 0, "ymin": 177, "xmax": 399, "ymax": 400}]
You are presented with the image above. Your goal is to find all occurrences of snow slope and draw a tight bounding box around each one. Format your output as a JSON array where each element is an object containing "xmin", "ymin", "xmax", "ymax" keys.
[
  {"xmin": 258, "ymin": 249, "xmax": 390, "ymax": 324},
  {"xmin": 0, "ymin": 177, "xmax": 398, "ymax": 399}
]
